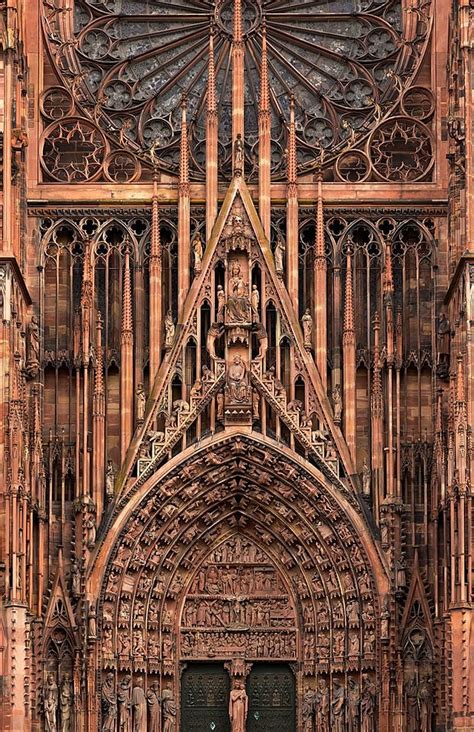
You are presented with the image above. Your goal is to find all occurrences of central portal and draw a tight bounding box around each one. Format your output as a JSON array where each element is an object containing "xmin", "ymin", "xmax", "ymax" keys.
[{"xmin": 181, "ymin": 663, "xmax": 296, "ymax": 732}]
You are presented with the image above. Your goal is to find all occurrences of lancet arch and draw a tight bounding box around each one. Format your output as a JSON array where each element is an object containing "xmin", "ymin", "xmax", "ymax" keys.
[{"xmin": 88, "ymin": 432, "xmax": 388, "ymax": 730}]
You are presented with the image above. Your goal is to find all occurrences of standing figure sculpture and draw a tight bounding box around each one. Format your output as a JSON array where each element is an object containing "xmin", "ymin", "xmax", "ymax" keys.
[
  {"xmin": 131, "ymin": 678, "xmax": 147, "ymax": 732},
  {"xmin": 118, "ymin": 675, "xmax": 132, "ymax": 732},
  {"xmin": 162, "ymin": 689, "xmax": 177, "ymax": 732},
  {"xmin": 315, "ymin": 678, "xmax": 329, "ymax": 732},
  {"xmin": 101, "ymin": 672, "xmax": 117, "ymax": 731},
  {"xmin": 59, "ymin": 673, "xmax": 73, "ymax": 732},
  {"xmin": 164, "ymin": 310, "xmax": 175, "ymax": 350},
  {"xmin": 234, "ymin": 133, "xmax": 244, "ymax": 169},
  {"xmin": 227, "ymin": 356, "xmax": 249, "ymax": 403},
  {"xmin": 147, "ymin": 682, "xmax": 161, "ymax": 732},
  {"xmin": 332, "ymin": 679, "xmax": 345, "ymax": 732},
  {"xmin": 332, "ymin": 383, "xmax": 342, "ymax": 422},
  {"xmin": 361, "ymin": 675, "xmax": 375, "ymax": 732},
  {"xmin": 217, "ymin": 284, "xmax": 226, "ymax": 323},
  {"xmin": 136, "ymin": 383, "xmax": 146, "ymax": 422},
  {"xmin": 251, "ymin": 284, "xmax": 260, "ymax": 322},
  {"xmin": 302, "ymin": 688, "xmax": 315, "ymax": 732},
  {"xmin": 274, "ymin": 235, "xmax": 285, "ymax": 274},
  {"xmin": 418, "ymin": 674, "xmax": 432, "ymax": 732},
  {"xmin": 302, "ymin": 308, "xmax": 313, "ymax": 349},
  {"xmin": 227, "ymin": 261, "xmax": 250, "ymax": 322},
  {"xmin": 229, "ymin": 679, "xmax": 248, "ymax": 732},
  {"xmin": 192, "ymin": 232, "xmax": 203, "ymax": 273},
  {"xmin": 44, "ymin": 673, "xmax": 59, "ymax": 732}
]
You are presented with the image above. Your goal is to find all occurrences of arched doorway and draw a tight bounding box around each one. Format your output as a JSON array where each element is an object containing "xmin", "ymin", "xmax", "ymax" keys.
[{"xmin": 90, "ymin": 433, "xmax": 388, "ymax": 730}]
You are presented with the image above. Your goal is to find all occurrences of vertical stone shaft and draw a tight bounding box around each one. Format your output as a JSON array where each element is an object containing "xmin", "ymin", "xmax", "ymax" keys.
[
  {"xmin": 314, "ymin": 170, "xmax": 327, "ymax": 388},
  {"xmin": 286, "ymin": 96, "xmax": 299, "ymax": 314},
  {"xmin": 258, "ymin": 23, "xmax": 271, "ymax": 240},
  {"xmin": 178, "ymin": 98, "xmax": 191, "ymax": 314},
  {"xmin": 120, "ymin": 244, "xmax": 134, "ymax": 462},
  {"xmin": 342, "ymin": 251, "xmax": 356, "ymax": 460},
  {"xmin": 232, "ymin": 0, "xmax": 245, "ymax": 166},
  {"xmin": 371, "ymin": 312, "xmax": 384, "ymax": 521},
  {"xmin": 80, "ymin": 241, "xmax": 93, "ymax": 499},
  {"xmin": 149, "ymin": 173, "xmax": 162, "ymax": 383},
  {"xmin": 206, "ymin": 28, "xmax": 218, "ymax": 241},
  {"xmin": 384, "ymin": 239, "xmax": 394, "ymax": 498}
]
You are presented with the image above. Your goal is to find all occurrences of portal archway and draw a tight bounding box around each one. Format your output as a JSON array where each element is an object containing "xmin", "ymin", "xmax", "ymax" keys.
[{"xmin": 89, "ymin": 432, "xmax": 388, "ymax": 730}]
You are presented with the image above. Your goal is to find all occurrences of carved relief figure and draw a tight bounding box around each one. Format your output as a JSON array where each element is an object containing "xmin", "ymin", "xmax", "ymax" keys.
[
  {"xmin": 229, "ymin": 679, "xmax": 248, "ymax": 732},
  {"xmin": 217, "ymin": 284, "xmax": 226, "ymax": 323},
  {"xmin": 301, "ymin": 308, "xmax": 313, "ymax": 349},
  {"xmin": 332, "ymin": 679, "xmax": 345, "ymax": 732},
  {"xmin": 227, "ymin": 355, "xmax": 249, "ymax": 403},
  {"xmin": 131, "ymin": 678, "xmax": 147, "ymax": 732},
  {"xmin": 314, "ymin": 678, "xmax": 329, "ymax": 732},
  {"xmin": 418, "ymin": 674, "xmax": 432, "ymax": 732},
  {"xmin": 105, "ymin": 460, "xmax": 115, "ymax": 502},
  {"xmin": 136, "ymin": 383, "xmax": 146, "ymax": 422},
  {"xmin": 164, "ymin": 310, "xmax": 175, "ymax": 350},
  {"xmin": 251, "ymin": 284, "xmax": 260, "ymax": 321},
  {"xmin": 302, "ymin": 688, "xmax": 315, "ymax": 732},
  {"xmin": 332, "ymin": 383, "xmax": 342, "ymax": 422},
  {"xmin": 234, "ymin": 133, "xmax": 244, "ymax": 167},
  {"xmin": 192, "ymin": 232, "xmax": 204, "ymax": 272},
  {"xmin": 162, "ymin": 689, "xmax": 177, "ymax": 732},
  {"xmin": 274, "ymin": 235, "xmax": 285, "ymax": 274},
  {"xmin": 118, "ymin": 675, "xmax": 132, "ymax": 732},
  {"xmin": 360, "ymin": 675, "xmax": 375, "ymax": 732},
  {"xmin": 147, "ymin": 682, "xmax": 161, "ymax": 732}
]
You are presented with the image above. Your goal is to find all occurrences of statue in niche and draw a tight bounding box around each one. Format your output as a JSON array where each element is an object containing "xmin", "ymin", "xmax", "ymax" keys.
[
  {"xmin": 44, "ymin": 673, "xmax": 59, "ymax": 732},
  {"xmin": 192, "ymin": 232, "xmax": 204, "ymax": 273},
  {"xmin": 101, "ymin": 672, "xmax": 117, "ymax": 731},
  {"xmin": 162, "ymin": 689, "xmax": 177, "ymax": 732},
  {"xmin": 136, "ymin": 383, "xmax": 146, "ymax": 422},
  {"xmin": 85, "ymin": 515, "xmax": 96, "ymax": 548},
  {"xmin": 436, "ymin": 311, "xmax": 450, "ymax": 378},
  {"xmin": 234, "ymin": 133, "xmax": 244, "ymax": 168},
  {"xmin": 301, "ymin": 308, "xmax": 313, "ymax": 349},
  {"xmin": 314, "ymin": 678, "xmax": 329, "ymax": 732},
  {"xmin": 254, "ymin": 322, "xmax": 268, "ymax": 360},
  {"xmin": 418, "ymin": 674, "xmax": 433, "ymax": 732},
  {"xmin": 164, "ymin": 310, "xmax": 175, "ymax": 350},
  {"xmin": 217, "ymin": 284, "xmax": 226, "ymax": 323},
  {"xmin": 88, "ymin": 605, "xmax": 97, "ymax": 639},
  {"xmin": 105, "ymin": 460, "xmax": 115, "ymax": 502},
  {"xmin": 332, "ymin": 679, "xmax": 345, "ymax": 732},
  {"xmin": 207, "ymin": 322, "xmax": 224, "ymax": 361},
  {"xmin": 227, "ymin": 355, "xmax": 249, "ymax": 403},
  {"xmin": 251, "ymin": 284, "xmax": 260, "ymax": 321},
  {"xmin": 59, "ymin": 674, "xmax": 73, "ymax": 732},
  {"xmin": 131, "ymin": 678, "xmax": 146, "ymax": 732},
  {"xmin": 70, "ymin": 560, "xmax": 81, "ymax": 598},
  {"xmin": 361, "ymin": 675, "xmax": 376, "ymax": 732},
  {"xmin": 229, "ymin": 679, "xmax": 248, "ymax": 732},
  {"xmin": 227, "ymin": 261, "xmax": 250, "ymax": 323},
  {"xmin": 118, "ymin": 675, "xmax": 132, "ymax": 732},
  {"xmin": 332, "ymin": 384, "xmax": 342, "ymax": 423},
  {"xmin": 147, "ymin": 682, "xmax": 161, "ymax": 732},
  {"xmin": 274, "ymin": 235, "xmax": 285, "ymax": 274}
]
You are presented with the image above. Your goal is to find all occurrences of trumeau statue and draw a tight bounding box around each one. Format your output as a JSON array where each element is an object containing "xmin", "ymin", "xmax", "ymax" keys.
[{"xmin": 229, "ymin": 679, "xmax": 248, "ymax": 732}]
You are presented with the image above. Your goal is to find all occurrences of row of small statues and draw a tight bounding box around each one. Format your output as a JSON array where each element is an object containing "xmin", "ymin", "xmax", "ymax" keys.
[{"xmin": 302, "ymin": 676, "xmax": 376, "ymax": 732}]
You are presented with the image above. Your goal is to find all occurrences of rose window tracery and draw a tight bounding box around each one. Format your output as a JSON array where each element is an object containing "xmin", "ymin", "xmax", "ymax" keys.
[{"xmin": 43, "ymin": 0, "xmax": 431, "ymax": 180}]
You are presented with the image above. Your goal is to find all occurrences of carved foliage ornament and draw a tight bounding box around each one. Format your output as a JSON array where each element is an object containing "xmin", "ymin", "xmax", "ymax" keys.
[{"xmin": 42, "ymin": 0, "xmax": 431, "ymax": 180}]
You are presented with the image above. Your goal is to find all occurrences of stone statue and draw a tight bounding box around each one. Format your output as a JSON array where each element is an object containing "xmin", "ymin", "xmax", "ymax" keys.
[
  {"xmin": 418, "ymin": 674, "xmax": 432, "ymax": 732},
  {"xmin": 217, "ymin": 284, "xmax": 225, "ymax": 323},
  {"xmin": 251, "ymin": 284, "xmax": 260, "ymax": 321},
  {"xmin": 101, "ymin": 672, "xmax": 117, "ymax": 731},
  {"xmin": 88, "ymin": 605, "xmax": 97, "ymax": 639},
  {"xmin": 118, "ymin": 675, "xmax": 132, "ymax": 732},
  {"xmin": 254, "ymin": 322, "xmax": 268, "ymax": 361},
  {"xmin": 27, "ymin": 314, "xmax": 40, "ymax": 376},
  {"xmin": 380, "ymin": 598, "xmax": 390, "ymax": 640},
  {"xmin": 360, "ymin": 675, "xmax": 375, "ymax": 732},
  {"xmin": 274, "ymin": 235, "xmax": 285, "ymax": 274},
  {"xmin": 331, "ymin": 383, "xmax": 342, "ymax": 423},
  {"xmin": 71, "ymin": 560, "xmax": 81, "ymax": 598},
  {"xmin": 315, "ymin": 678, "xmax": 329, "ymax": 732},
  {"xmin": 234, "ymin": 133, "xmax": 244, "ymax": 168},
  {"xmin": 397, "ymin": 553, "xmax": 407, "ymax": 589},
  {"xmin": 136, "ymin": 383, "xmax": 146, "ymax": 422},
  {"xmin": 229, "ymin": 679, "xmax": 248, "ymax": 732},
  {"xmin": 162, "ymin": 689, "xmax": 176, "ymax": 732},
  {"xmin": 362, "ymin": 458, "xmax": 371, "ymax": 496},
  {"xmin": 44, "ymin": 673, "xmax": 59, "ymax": 732},
  {"xmin": 59, "ymin": 674, "xmax": 73, "ymax": 732},
  {"xmin": 86, "ymin": 515, "xmax": 96, "ymax": 547},
  {"xmin": 301, "ymin": 308, "xmax": 313, "ymax": 349},
  {"xmin": 105, "ymin": 460, "xmax": 115, "ymax": 502},
  {"xmin": 147, "ymin": 682, "xmax": 161, "ymax": 732},
  {"xmin": 227, "ymin": 355, "xmax": 249, "ymax": 403},
  {"xmin": 347, "ymin": 678, "xmax": 360, "ymax": 732},
  {"xmin": 227, "ymin": 261, "xmax": 250, "ymax": 323},
  {"xmin": 131, "ymin": 678, "xmax": 147, "ymax": 732},
  {"xmin": 332, "ymin": 679, "xmax": 345, "ymax": 732},
  {"xmin": 207, "ymin": 322, "xmax": 224, "ymax": 360},
  {"xmin": 192, "ymin": 232, "xmax": 203, "ymax": 273},
  {"xmin": 405, "ymin": 674, "xmax": 418, "ymax": 732},
  {"xmin": 437, "ymin": 312, "xmax": 450, "ymax": 354},
  {"xmin": 164, "ymin": 310, "xmax": 175, "ymax": 350},
  {"xmin": 302, "ymin": 688, "xmax": 315, "ymax": 732}
]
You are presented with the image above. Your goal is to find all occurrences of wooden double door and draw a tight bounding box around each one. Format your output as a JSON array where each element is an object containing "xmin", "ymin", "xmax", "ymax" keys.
[{"xmin": 181, "ymin": 663, "xmax": 296, "ymax": 732}]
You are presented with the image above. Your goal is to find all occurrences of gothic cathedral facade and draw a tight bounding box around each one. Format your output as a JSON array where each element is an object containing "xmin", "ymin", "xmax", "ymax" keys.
[{"xmin": 0, "ymin": 0, "xmax": 473, "ymax": 730}]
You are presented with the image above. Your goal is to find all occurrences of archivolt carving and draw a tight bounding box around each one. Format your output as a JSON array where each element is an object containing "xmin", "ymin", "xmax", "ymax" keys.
[{"xmin": 93, "ymin": 435, "xmax": 383, "ymax": 727}]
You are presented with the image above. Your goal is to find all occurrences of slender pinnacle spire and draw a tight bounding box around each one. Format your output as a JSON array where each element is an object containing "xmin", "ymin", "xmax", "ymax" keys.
[
  {"xmin": 343, "ymin": 252, "xmax": 354, "ymax": 336},
  {"xmin": 315, "ymin": 168, "xmax": 325, "ymax": 260},
  {"xmin": 384, "ymin": 237, "xmax": 394, "ymax": 294},
  {"xmin": 179, "ymin": 97, "xmax": 189, "ymax": 190},
  {"xmin": 259, "ymin": 21, "xmax": 270, "ymax": 116},
  {"xmin": 456, "ymin": 352, "xmax": 466, "ymax": 405},
  {"xmin": 372, "ymin": 312, "xmax": 383, "ymax": 410},
  {"xmin": 287, "ymin": 95, "xmax": 297, "ymax": 188},
  {"xmin": 122, "ymin": 241, "xmax": 133, "ymax": 336},
  {"xmin": 151, "ymin": 177, "xmax": 161, "ymax": 261},
  {"xmin": 208, "ymin": 26, "xmax": 217, "ymax": 116},
  {"xmin": 80, "ymin": 239, "xmax": 92, "ymax": 309}
]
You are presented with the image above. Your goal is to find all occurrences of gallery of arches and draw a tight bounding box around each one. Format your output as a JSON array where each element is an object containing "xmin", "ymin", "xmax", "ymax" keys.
[{"xmin": 0, "ymin": 0, "xmax": 473, "ymax": 730}]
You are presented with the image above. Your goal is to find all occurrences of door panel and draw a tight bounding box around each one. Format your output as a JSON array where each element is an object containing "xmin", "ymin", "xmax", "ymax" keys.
[
  {"xmin": 247, "ymin": 664, "xmax": 296, "ymax": 731},
  {"xmin": 181, "ymin": 663, "xmax": 231, "ymax": 732}
]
